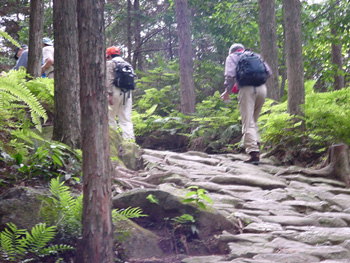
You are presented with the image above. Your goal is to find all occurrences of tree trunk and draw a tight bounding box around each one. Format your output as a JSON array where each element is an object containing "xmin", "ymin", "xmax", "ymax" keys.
[
  {"xmin": 77, "ymin": 0, "xmax": 114, "ymax": 262},
  {"xmin": 283, "ymin": 0, "xmax": 305, "ymax": 117},
  {"xmin": 27, "ymin": 0, "xmax": 43, "ymax": 78},
  {"xmin": 276, "ymin": 144, "xmax": 350, "ymax": 187},
  {"xmin": 127, "ymin": 0, "xmax": 132, "ymax": 61},
  {"xmin": 258, "ymin": 0, "xmax": 280, "ymax": 101},
  {"xmin": 133, "ymin": 0, "xmax": 142, "ymax": 70},
  {"xmin": 52, "ymin": 0, "xmax": 81, "ymax": 149},
  {"xmin": 175, "ymin": 0, "xmax": 196, "ymax": 115},
  {"xmin": 330, "ymin": 0, "xmax": 344, "ymax": 91}
]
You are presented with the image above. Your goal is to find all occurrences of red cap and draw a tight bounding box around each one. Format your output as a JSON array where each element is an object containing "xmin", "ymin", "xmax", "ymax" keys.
[{"xmin": 106, "ymin": 46, "xmax": 120, "ymax": 58}]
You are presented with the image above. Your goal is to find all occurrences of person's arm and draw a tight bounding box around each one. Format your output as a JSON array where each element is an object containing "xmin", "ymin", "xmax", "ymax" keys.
[
  {"xmin": 41, "ymin": 58, "xmax": 54, "ymax": 75},
  {"xmin": 13, "ymin": 50, "xmax": 28, "ymax": 70},
  {"xmin": 106, "ymin": 61, "xmax": 115, "ymax": 105}
]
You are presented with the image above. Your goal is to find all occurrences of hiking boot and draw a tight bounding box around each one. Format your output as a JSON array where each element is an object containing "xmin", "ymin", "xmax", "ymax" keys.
[{"xmin": 244, "ymin": 151, "xmax": 260, "ymax": 165}]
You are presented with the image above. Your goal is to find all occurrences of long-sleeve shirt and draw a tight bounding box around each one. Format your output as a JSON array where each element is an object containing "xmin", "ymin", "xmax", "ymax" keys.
[
  {"xmin": 13, "ymin": 50, "xmax": 28, "ymax": 70},
  {"xmin": 224, "ymin": 51, "xmax": 272, "ymax": 92}
]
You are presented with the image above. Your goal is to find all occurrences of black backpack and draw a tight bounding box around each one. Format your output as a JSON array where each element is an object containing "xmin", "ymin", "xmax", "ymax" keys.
[
  {"xmin": 236, "ymin": 51, "xmax": 268, "ymax": 87},
  {"xmin": 113, "ymin": 60, "xmax": 135, "ymax": 92}
]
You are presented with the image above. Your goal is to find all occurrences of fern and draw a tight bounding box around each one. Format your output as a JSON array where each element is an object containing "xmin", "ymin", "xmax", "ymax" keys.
[
  {"xmin": 40, "ymin": 178, "xmax": 83, "ymax": 239},
  {"xmin": 0, "ymin": 70, "xmax": 48, "ymax": 131},
  {"xmin": 0, "ymin": 30, "xmax": 20, "ymax": 47},
  {"xmin": 112, "ymin": 207, "xmax": 148, "ymax": 222},
  {"xmin": 0, "ymin": 222, "xmax": 73, "ymax": 262}
]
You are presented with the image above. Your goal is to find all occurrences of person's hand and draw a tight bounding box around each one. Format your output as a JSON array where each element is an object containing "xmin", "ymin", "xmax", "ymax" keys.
[{"xmin": 220, "ymin": 90, "xmax": 230, "ymax": 102}]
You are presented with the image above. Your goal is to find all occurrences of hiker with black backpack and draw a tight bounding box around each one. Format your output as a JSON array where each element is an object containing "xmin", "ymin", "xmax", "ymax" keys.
[
  {"xmin": 106, "ymin": 46, "xmax": 135, "ymax": 140},
  {"xmin": 221, "ymin": 43, "xmax": 272, "ymax": 165}
]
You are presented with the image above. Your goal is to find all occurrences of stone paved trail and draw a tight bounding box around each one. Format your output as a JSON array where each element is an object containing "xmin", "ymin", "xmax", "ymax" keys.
[{"xmin": 133, "ymin": 149, "xmax": 350, "ymax": 263}]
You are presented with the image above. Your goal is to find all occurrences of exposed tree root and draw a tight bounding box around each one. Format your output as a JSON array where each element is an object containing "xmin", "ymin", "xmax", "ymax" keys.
[{"xmin": 275, "ymin": 144, "xmax": 350, "ymax": 187}]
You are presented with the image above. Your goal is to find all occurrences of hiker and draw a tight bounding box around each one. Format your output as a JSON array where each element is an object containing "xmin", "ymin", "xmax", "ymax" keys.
[
  {"xmin": 106, "ymin": 46, "xmax": 135, "ymax": 140},
  {"xmin": 41, "ymin": 37, "xmax": 54, "ymax": 79},
  {"xmin": 13, "ymin": 45, "xmax": 29, "ymax": 70},
  {"xmin": 221, "ymin": 43, "xmax": 272, "ymax": 165}
]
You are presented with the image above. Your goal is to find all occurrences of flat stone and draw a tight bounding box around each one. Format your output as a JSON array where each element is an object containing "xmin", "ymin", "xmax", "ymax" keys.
[
  {"xmin": 181, "ymin": 255, "xmax": 228, "ymax": 263},
  {"xmin": 289, "ymin": 227, "xmax": 350, "ymax": 245},
  {"xmin": 217, "ymin": 231, "xmax": 273, "ymax": 243},
  {"xmin": 244, "ymin": 222, "xmax": 284, "ymax": 233},
  {"xmin": 242, "ymin": 200, "xmax": 294, "ymax": 213},
  {"xmin": 281, "ymin": 200, "xmax": 329, "ymax": 212},
  {"xmin": 259, "ymin": 215, "xmax": 319, "ymax": 226},
  {"xmin": 210, "ymin": 174, "xmax": 287, "ymax": 189},
  {"xmin": 253, "ymin": 253, "xmax": 320, "ymax": 263},
  {"xmin": 227, "ymin": 242, "xmax": 275, "ymax": 260}
]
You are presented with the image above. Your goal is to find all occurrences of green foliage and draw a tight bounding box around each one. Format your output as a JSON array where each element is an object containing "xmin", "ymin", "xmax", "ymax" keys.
[
  {"xmin": 146, "ymin": 194, "xmax": 159, "ymax": 204},
  {"xmin": 182, "ymin": 186, "xmax": 213, "ymax": 210},
  {"xmin": 11, "ymin": 140, "xmax": 82, "ymax": 182},
  {"xmin": 40, "ymin": 178, "xmax": 83, "ymax": 240},
  {"xmin": 0, "ymin": 30, "xmax": 20, "ymax": 48},
  {"xmin": 112, "ymin": 207, "xmax": 148, "ymax": 222},
  {"xmin": 0, "ymin": 70, "xmax": 48, "ymax": 132},
  {"xmin": 0, "ymin": 222, "xmax": 73, "ymax": 262},
  {"xmin": 260, "ymin": 81, "xmax": 350, "ymax": 151}
]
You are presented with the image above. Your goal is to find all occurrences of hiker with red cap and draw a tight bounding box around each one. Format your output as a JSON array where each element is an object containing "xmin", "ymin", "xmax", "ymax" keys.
[
  {"xmin": 106, "ymin": 46, "xmax": 135, "ymax": 140},
  {"xmin": 221, "ymin": 43, "xmax": 272, "ymax": 165}
]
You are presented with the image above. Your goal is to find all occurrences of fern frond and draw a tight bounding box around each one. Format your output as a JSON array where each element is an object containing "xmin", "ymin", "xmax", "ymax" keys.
[
  {"xmin": 0, "ymin": 70, "xmax": 48, "ymax": 131},
  {"xmin": 112, "ymin": 207, "xmax": 148, "ymax": 222},
  {"xmin": 0, "ymin": 30, "xmax": 20, "ymax": 47}
]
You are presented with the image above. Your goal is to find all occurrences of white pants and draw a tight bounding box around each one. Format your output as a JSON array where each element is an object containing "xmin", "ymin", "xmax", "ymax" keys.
[
  {"xmin": 238, "ymin": 85, "xmax": 266, "ymax": 153},
  {"xmin": 108, "ymin": 87, "xmax": 135, "ymax": 140}
]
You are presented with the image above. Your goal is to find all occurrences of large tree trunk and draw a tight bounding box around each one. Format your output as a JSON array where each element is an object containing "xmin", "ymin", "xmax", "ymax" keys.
[
  {"xmin": 175, "ymin": 0, "xmax": 196, "ymax": 115},
  {"xmin": 283, "ymin": 0, "xmax": 305, "ymax": 117},
  {"xmin": 77, "ymin": 0, "xmax": 114, "ymax": 262},
  {"xmin": 258, "ymin": 0, "xmax": 280, "ymax": 101},
  {"xmin": 276, "ymin": 144, "xmax": 350, "ymax": 187},
  {"xmin": 52, "ymin": 0, "xmax": 81, "ymax": 149},
  {"xmin": 27, "ymin": 0, "xmax": 43, "ymax": 78}
]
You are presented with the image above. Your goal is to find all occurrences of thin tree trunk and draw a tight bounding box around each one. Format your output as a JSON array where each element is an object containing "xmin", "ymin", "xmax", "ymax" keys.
[
  {"xmin": 258, "ymin": 0, "xmax": 280, "ymax": 101},
  {"xmin": 133, "ymin": 0, "xmax": 142, "ymax": 70},
  {"xmin": 52, "ymin": 0, "xmax": 81, "ymax": 149},
  {"xmin": 283, "ymin": 0, "xmax": 305, "ymax": 117},
  {"xmin": 77, "ymin": 0, "xmax": 114, "ymax": 262},
  {"xmin": 175, "ymin": 0, "xmax": 196, "ymax": 115},
  {"xmin": 27, "ymin": 0, "xmax": 43, "ymax": 78},
  {"xmin": 127, "ymin": 0, "xmax": 132, "ymax": 61}
]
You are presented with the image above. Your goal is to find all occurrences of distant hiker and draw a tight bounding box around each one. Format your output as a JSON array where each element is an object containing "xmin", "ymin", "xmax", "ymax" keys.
[
  {"xmin": 13, "ymin": 45, "xmax": 28, "ymax": 70},
  {"xmin": 41, "ymin": 37, "xmax": 54, "ymax": 79},
  {"xmin": 106, "ymin": 46, "xmax": 135, "ymax": 140},
  {"xmin": 221, "ymin": 43, "xmax": 272, "ymax": 165}
]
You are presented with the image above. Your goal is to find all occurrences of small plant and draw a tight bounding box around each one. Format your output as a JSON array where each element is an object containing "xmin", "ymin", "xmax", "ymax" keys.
[
  {"xmin": 40, "ymin": 177, "xmax": 83, "ymax": 241},
  {"xmin": 146, "ymin": 194, "xmax": 159, "ymax": 204},
  {"xmin": 12, "ymin": 140, "xmax": 82, "ymax": 182},
  {"xmin": 0, "ymin": 222, "xmax": 73, "ymax": 262},
  {"xmin": 182, "ymin": 186, "xmax": 213, "ymax": 210}
]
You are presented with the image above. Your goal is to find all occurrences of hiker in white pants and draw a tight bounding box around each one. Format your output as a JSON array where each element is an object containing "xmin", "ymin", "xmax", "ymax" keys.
[
  {"xmin": 106, "ymin": 46, "xmax": 135, "ymax": 140},
  {"xmin": 221, "ymin": 43, "xmax": 272, "ymax": 165}
]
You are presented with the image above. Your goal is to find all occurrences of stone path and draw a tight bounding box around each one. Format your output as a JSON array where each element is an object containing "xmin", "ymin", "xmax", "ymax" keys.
[{"xmin": 136, "ymin": 149, "xmax": 350, "ymax": 263}]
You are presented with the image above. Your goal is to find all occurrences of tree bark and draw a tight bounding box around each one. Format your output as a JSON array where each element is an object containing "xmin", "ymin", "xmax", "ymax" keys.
[
  {"xmin": 276, "ymin": 144, "xmax": 350, "ymax": 187},
  {"xmin": 127, "ymin": 0, "xmax": 132, "ymax": 61},
  {"xmin": 175, "ymin": 0, "xmax": 196, "ymax": 115},
  {"xmin": 258, "ymin": 0, "xmax": 280, "ymax": 101},
  {"xmin": 27, "ymin": 0, "xmax": 43, "ymax": 78},
  {"xmin": 283, "ymin": 0, "xmax": 305, "ymax": 117},
  {"xmin": 330, "ymin": 0, "xmax": 344, "ymax": 91},
  {"xmin": 77, "ymin": 0, "xmax": 114, "ymax": 262},
  {"xmin": 133, "ymin": 0, "xmax": 142, "ymax": 70},
  {"xmin": 52, "ymin": 0, "xmax": 81, "ymax": 149}
]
